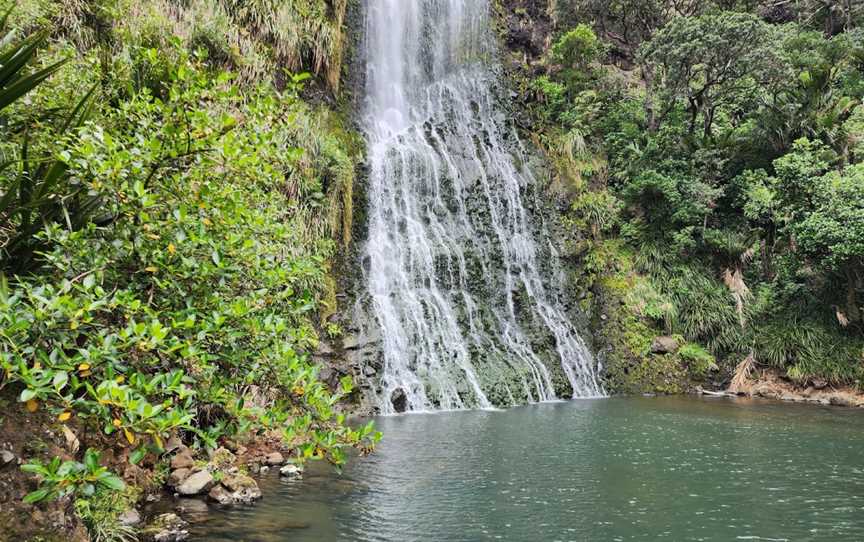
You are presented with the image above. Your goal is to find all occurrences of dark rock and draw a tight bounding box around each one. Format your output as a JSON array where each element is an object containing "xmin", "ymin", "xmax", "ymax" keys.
[
  {"xmin": 812, "ymin": 379, "xmax": 828, "ymax": 390},
  {"xmin": 390, "ymin": 388, "xmax": 408, "ymax": 413},
  {"xmin": 650, "ymin": 336, "xmax": 680, "ymax": 354}
]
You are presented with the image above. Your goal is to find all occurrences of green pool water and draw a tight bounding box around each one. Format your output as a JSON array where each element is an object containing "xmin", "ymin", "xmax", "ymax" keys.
[{"xmin": 188, "ymin": 396, "xmax": 864, "ymax": 541}]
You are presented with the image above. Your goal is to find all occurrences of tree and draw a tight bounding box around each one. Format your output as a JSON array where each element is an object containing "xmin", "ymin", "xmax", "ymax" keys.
[
  {"xmin": 639, "ymin": 11, "xmax": 778, "ymax": 138},
  {"xmin": 795, "ymin": 163, "xmax": 864, "ymax": 323}
]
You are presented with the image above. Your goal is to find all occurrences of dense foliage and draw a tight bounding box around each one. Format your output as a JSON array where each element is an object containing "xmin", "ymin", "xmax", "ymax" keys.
[
  {"xmin": 0, "ymin": 0, "xmax": 374, "ymax": 536},
  {"xmin": 533, "ymin": 3, "xmax": 864, "ymax": 388}
]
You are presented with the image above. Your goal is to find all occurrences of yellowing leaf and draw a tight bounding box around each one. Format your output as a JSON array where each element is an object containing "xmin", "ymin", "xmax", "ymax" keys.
[
  {"xmin": 113, "ymin": 418, "xmax": 122, "ymax": 428},
  {"xmin": 78, "ymin": 363, "xmax": 90, "ymax": 371},
  {"xmin": 79, "ymin": 370, "xmax": 92, "ymax": 378},
  {"xmin": 147, "ymin": 233, "xmax": 159, "ymax": 240},
  {"xmin": 144, "ymin": 266, "xmax": 158, "ymax": 273},
  {"xmin": 58, "ymin": 411, "xmax": 72, "ymax": 422},
  {"xmin": 124, "ymin": 428, "xmax": 135, "ymax": 445},
  {"xmin": 26, "ymin": 399, "xmax": 38, "ymax": 413},
  {"xmin": 115, "ymin": 376, "xmax": 125, "ymax": 384},
  {"xmin": 292, "ymin": 386, "xmax": 305, "ymax": 396},
  {"xmin": 70, "ymin": 320, "xmax": 79, "ymax": 330},
  {"xmin": 202, "ymin": 218, "xmax": 212, "ymax": 226},
  {"xmin": 168, "ymin": 243, "xmax": 176, "ymax": 255}
]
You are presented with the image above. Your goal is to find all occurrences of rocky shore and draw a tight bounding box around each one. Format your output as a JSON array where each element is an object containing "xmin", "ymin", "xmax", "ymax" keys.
[{"xmin": 697, "ymin": 369, "xmax": 864, "ymax": 408}]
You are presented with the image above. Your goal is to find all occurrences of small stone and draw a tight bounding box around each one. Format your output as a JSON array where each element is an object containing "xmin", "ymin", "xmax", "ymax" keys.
[
  {"xmin": 263, "ymin": 452, "xmax": 284, "ymax": 465},
  {"xmin": 259, "ymin": 465, "xmax": 269, "ymax": 473},
  {"xmin": 279, "ymin": 464, "xmax": 303, "ymax": 479},
  {"xmin": 168, "ymin": 468, "xmax": 191, "ymax": 487},
  {"xmin": 176, "ymin": 470, "xmax": 214, "ymax": 496},
  {"xmin": 170, "ymin": 449, "xmax": 195, "ymax": 470},
  {"xmin": 118, "ymin": 509, "xmax": 141, "ymax": 526},
  {"xmin": 812, "ymin": 379, "xmax": 828, "ymax": 390},
  {"xmin": 61, "ymin": 425, "xmax": 80, "ymax": 454},
  {"xmin": 0, "ymin": 450, "xmax": 15, "ymax": 465}
]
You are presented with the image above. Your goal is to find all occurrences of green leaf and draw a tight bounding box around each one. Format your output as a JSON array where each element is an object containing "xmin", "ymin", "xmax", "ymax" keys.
[
  {"xmin": 19, "ymin": 388, "xmax": 37, "ymax": 402},
  {"xmin": 23, "ymin": 488, "xmax": 52, "ymax": 504},
  {"xmin": 129, "ymin": 447, "xmax": 146, "ymax": 465},
  {"xmin": 97, "ymin": 475, "xmax": 126, "ymax": 491},
  {"xmin": 53, "ymin": 371, "xmax": 68, "ymax": 392},
  {"xmin": 20, "ymin": 463, "xmax": 45, "ymax": 474},
  {"xmin": 83, "ymin": 449, "xmax": 99, "ymax": 472}
]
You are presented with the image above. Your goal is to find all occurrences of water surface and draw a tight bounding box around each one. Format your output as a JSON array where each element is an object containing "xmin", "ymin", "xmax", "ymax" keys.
[{"xmin": 190, "ymin": 397, "xmax": 864, "ymax": 541}]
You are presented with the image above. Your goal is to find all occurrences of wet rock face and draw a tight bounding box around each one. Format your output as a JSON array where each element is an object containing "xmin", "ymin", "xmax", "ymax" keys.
[{"xmin": 390, "ymin": 388, "xmax": 408, "ymax": 413}]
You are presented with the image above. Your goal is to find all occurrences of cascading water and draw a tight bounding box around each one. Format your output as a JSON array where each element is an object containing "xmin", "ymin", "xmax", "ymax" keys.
[{"xmin": 357, "ymin": 0, "xmax": 604, "ymax": 414}]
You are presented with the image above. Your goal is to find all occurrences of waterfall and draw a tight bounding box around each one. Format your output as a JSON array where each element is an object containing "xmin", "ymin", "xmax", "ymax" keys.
[{"xmin": 358, "ymin": 0, "xmax": 604, "ymax": 414}]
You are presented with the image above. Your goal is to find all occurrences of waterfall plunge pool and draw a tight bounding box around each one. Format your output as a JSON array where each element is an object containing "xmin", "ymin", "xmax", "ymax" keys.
[{"xmin": 188, "ymin": 396, "xmax": 864, "ymax": 541}]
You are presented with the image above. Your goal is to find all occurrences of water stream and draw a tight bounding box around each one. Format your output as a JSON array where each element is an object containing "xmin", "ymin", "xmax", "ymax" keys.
[{"xmin": 357, "ymin": 0, "xmax": 602, "ymax": 414}]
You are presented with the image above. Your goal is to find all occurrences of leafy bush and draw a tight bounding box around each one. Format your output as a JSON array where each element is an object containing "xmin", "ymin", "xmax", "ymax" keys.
[{"xmin": 21, "ymin": 448, "xmax": 125, "ymax": 504}]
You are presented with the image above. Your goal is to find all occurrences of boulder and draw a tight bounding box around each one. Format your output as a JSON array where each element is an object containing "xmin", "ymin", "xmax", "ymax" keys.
[
  {"xmin": 650, "ymin": 336, "xmax": 680, "ymax": 354},
  {"xmin": 170, "ymin": 448, "xmax": 195, "ymax": 470},
  {"xmin": 263, "ymin": 451, "xmax": 284, "ymax": 465},
  {"xmin": 168, "ymin": 468, "xmax": 191, "ymax": 488},
  {"xmin": 279, "ymin": 464, "xmax": 303, "ymax": 479},
  {"xmin": 208, "ymin": 473, "xmax": 262, "ymax": 504},
  {"xmin": 207, "ymin": 485, "xmax": 234, "ymax": 505},
  {"xmin": 223, "ymin": 474, "xmax": 262, "ymax": 503},
  {"xmin": 176, "ymin": 470, "xmax": 214, "ymax": 496}
]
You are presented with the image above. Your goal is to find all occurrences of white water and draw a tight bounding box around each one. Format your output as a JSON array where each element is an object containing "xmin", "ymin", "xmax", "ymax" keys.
[{"xmin": 360, "ymin": 0, "xmax": 603, "ymax": 414}]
